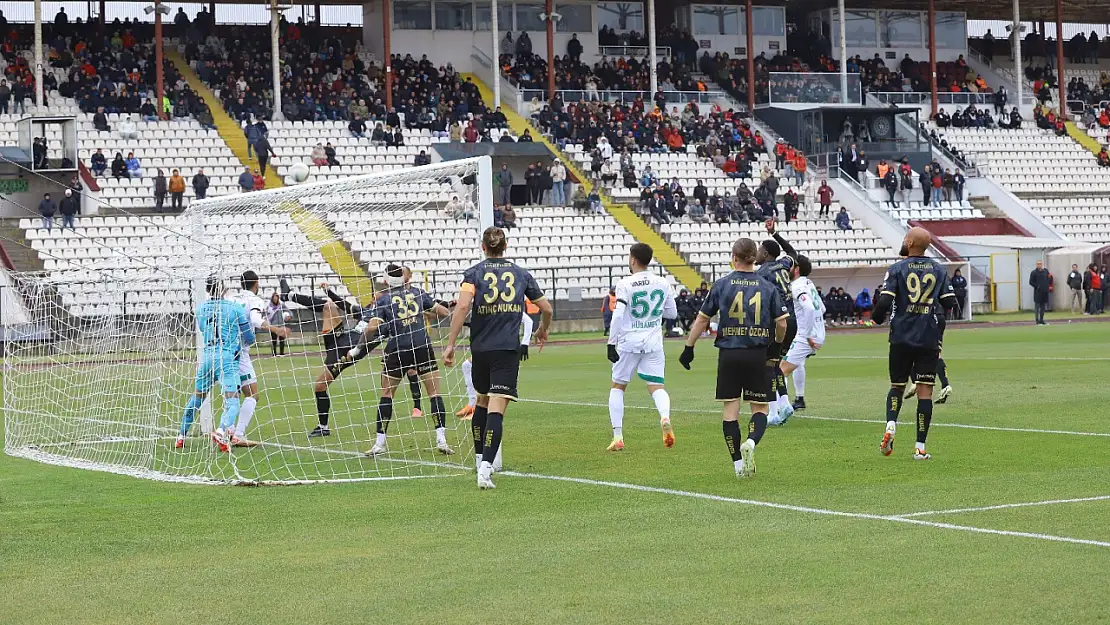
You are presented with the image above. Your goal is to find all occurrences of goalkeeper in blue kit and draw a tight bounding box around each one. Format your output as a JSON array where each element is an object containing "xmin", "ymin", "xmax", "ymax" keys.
[{"xmin": 175, "ymin": 276, "xmax": 256, "ymax": 452}]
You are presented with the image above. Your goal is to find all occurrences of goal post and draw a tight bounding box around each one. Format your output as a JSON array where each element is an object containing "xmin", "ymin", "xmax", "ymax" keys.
[{"xmin": 5, "ymin": 155, "xmax": 494, "ymax": 484}]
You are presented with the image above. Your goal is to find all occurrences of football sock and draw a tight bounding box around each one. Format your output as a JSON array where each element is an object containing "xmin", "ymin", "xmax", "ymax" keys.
[
  {"xmin": 481, "ymin": 412, "xmax": 503, "ymax": 466},
  {"xmin": 235, "ymin": 396, "xmax": 257, "ymax": 438},
  {"xmin": 916, "ymin": 399, "xmax": 933, "ymax": 448},
  {"xmin": 375, "ymin": 397, "xmax": 393, "ymax": 435},
  {"xmin": 315, "ymin": 390, "xmax": 331, "ymax": 427},
  {"xmin": 609, "ymin": 388, "xmax": 625, "ymax": 436},
  {"xmin": 408, "ymin": 373, "xmax": 422, "ymax": 411},
  {"xmin": 461, "ymin": 359, "xmax": 477, "ymax": 406},
  {"xmin": 651, "ymin": 388, "xmax": 671, "ymax": 422},
  {"xmin": 472, "ymin": 405, "xmax": 488, "ymax": 456},
  {"xmin": 722, "ymin": 420, "xmax": 744, "ymax": 462},
  {"xmin": 179, "ymin": 394, "xmax": 204, "ymax": 436},
  {"xmin": 218, "ymin": 395, "xmax": 241, "ymax": 431},
  {"xmin": 793, "ymin": 364, "xmax": 806, "ymax": 397},
  {"xmin": 937, "ymin": 358, "xmax": 950, "ymax": 388},
  {"xmin": 430, "ymin": 395, "xmax": 446, "ymax": 429},
  {"xmin": 886, "ymin": 387, "xmax": 904, "ymax": 423},
  {"xmin": 748, "ymin": 411, "xmax": 768, "ymax": 445},
  {"xmin": 776, "ymin": 371, "xmax": 788, "ymax": 399}
]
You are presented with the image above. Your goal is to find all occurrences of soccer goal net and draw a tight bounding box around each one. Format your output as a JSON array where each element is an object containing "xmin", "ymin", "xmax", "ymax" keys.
[{"xmin": 4, "ymin": 155, "xmax": 494, "ymax": 484}]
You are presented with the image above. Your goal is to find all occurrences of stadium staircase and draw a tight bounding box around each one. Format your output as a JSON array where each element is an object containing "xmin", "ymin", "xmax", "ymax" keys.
[
  {"xmin": 462, "ymin": 75, "xmax": 704, "ymax": 289},
  {"xmin": 167, "ymin": 50, "xmax": 377, "ymax": 304},
  {"xmin": 1066, "ymin": 121, "xmax": 1103, "ymax": 155},
  {"xmin": 0, "ymin": 221, "xmax": 44, "ymax": 272}
]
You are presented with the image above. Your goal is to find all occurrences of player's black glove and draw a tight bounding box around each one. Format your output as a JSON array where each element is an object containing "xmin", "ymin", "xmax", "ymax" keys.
[
  {"xmin": 519, "ymin": 344, "xmax": 529, "ymax": 362},
  {"xmin": 679, "ymin": 345, "xmax": 695, "ymax": 370},
  {"xmin": 607, "ymin": 344, "xmax": 620, "ymax": 363}
]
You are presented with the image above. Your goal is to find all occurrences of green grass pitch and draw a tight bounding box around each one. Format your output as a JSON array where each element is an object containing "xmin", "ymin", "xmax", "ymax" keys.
[{"xmin": 3, "ymin": 321, "xmax": 1110, "ymax": 624}]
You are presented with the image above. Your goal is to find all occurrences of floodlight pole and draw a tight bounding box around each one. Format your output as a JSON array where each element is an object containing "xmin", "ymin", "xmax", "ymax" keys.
[
  {"xmin": 155, "ymin": 0, "xmax": 164, "ymax": 119},
  {"xmin": 271, "ymin": 0, "xmax": 283, "ymax": 120},
  {"xmin": 745, "ymin": 0, "xmax": 755, "ymax": 111},
  {"xmin": 491, "ymin": 0, "xmax": 501, "ymax": 108},
  {"xmin": 838, "ymin": 0, "xmax": 847, "ymax": 104},
  {"xmin": 384, "ymin": 0, "xmax": 393, "ymax": 110},
  {"xmin": 928, "ymin": 0, "xmax": 937, "ymax": 117},
  {"xmin": 648, "ymin": 0, "xmax": 659, "ymax": 99},
  {"xmin": 34, "ymin": 0, "xmax": 44, "ymax": 106},
  {"xmin": 546, "ymin": 0, "xmax": 555, "ymax": 102},
  {"xmin": 1012, "ymin": 0, "xmax": 1023, "ymax": 109},
  {"xmin": 1056, "ymin": 0, "xmax": 1065, "ymax": 113}
]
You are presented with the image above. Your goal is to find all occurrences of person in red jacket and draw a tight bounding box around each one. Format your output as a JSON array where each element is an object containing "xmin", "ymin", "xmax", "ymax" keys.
[
  {"xmin": 817, "ymin": 179, "xmax": 834, "ymax": 217},
  {"xmin": 931, "ymin": 170, "xmax": 943, "ymax": 206}
]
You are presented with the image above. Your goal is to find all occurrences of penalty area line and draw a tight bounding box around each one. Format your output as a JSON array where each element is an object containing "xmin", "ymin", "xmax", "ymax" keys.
[
  {"xmin": 896, "ymin": 494, "xmax": 1110, "ymax": 518},
  {"xmin": 501, "ymin": 470, "xmax": 1110, "ymax": 549}
]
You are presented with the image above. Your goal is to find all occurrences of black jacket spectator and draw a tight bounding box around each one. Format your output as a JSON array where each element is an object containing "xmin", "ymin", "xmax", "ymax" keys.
[
  {"xmin": 93, "ymin": 108, "xmax": 110, "ymax": 132},
  {"xmin": 59, "ymin": 191, "xmax": 79, "ymax": 216},
  {"xmin": 414, "ymin": 151, "xmax": 430, "ymax": 166},
  {"xmin": 192, "ymin": 171, "xmax": 210, "ymax": 200},
  {"xmin": 110, "ymin": 153, "xmax": 128, "ymax": 179},
  {"xmin": 567, "ymin": 35, "xmax": 584, "ymax": 62}
]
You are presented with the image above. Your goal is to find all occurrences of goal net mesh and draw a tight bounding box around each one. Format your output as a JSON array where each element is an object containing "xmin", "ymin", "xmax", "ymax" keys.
[{"xmin": 4, "ymin": 156, "xmax": 489, "ymax": 484}]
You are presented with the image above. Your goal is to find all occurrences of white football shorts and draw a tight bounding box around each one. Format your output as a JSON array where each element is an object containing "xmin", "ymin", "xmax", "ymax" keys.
[
  {"xmin": 784, "ymin": 339, "xmax": 822, "ymax": 367},
  {"xmin": 611, "ymin": 349, "xmax": 666, "ymax": 385},
  {"xmin": 238, "ymin": 349, "xmax": 258, "ymax": 386}
]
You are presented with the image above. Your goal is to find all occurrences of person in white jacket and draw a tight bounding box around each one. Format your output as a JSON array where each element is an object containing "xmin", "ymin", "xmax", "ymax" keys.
[
  {"xmin": 771, "ymin": 254, "xmax": 825, "ymax": 424},
  {"xmin": 551, "ymin": 158, "xmax": 567, "ymax": 205}
]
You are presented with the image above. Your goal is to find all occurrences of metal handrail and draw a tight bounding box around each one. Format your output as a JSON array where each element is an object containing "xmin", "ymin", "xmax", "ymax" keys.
[
  {"xmin": 598, "ymin": 45, "xmax": 671, "ymax": 59},
  {"xmin": 516, "ymin": 88, "xmax": 724, "ymax": 106}
]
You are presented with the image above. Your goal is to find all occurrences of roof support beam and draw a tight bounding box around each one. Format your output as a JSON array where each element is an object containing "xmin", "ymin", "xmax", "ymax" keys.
[
  {"xmin": 1013, "ymin": 0, "xmax": 1023, "ymax": 109},
  {"xmin": 1055, "ymin": 0, "xmax": 1065, "ymax": 112},
  {"xmin": 928, "ymin": 0, "xmax": 937, "ymax": 117}
]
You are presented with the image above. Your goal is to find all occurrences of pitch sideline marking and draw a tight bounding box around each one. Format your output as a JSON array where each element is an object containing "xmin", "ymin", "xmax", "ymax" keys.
[
  {"xmin": 517, "ymin": 398, "xmax": 1110, "ymax": 438},
  {"xmin": 897, "ymin": 494, "xmax": 1110, "ymax": 518},
  {"xmin": 502, "ymin": 470, "xmax": 1110, "ymax": 549}
]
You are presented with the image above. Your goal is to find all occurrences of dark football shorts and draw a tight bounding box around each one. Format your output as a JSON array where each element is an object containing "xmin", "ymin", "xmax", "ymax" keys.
[
  {"xmin": 889, "ymin": 342, "xmax": 940, "ymax": 386},
  {"xmin": 715, "ymin": 347, "xmax": 773, "ymax": 403},
  {"xmin": 471, "ymin": 349, "xmax": 520, "ymax": 400},
  {"xmin": 382, "ymin": 345, "xmax": 438, "ymax": 379},
  {"xmin": 324, "ymin": 329, "xmax": 367, "ymax": 378}
]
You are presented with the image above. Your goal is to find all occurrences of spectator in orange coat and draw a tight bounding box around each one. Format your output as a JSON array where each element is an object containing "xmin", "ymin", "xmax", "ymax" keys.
[
  {"xmin": 783, "ymin": 144, "xmax": 796, "ymax": 179},
  {"xmin": 792, "ymin": 152, "xmax": 807, "ymax": 186}
]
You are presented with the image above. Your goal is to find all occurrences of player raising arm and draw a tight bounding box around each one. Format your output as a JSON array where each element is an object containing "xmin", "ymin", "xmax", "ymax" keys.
[
  {"xmin": 872, "ymin": 227, "xmax": 958, "ymax": 460},
  {"xmin": 756, "ymin": 220, "xmax": 799, "ymax": 426},
  {"xmin": 354, "ymin": 264, "xmax": 453, "ymax": 456},
  {"xmin": 679, "ymin": 238, "xmax": 789, "ymax": 477},
  {"xmin": 605, "ymin": 243, "xmax": 678, "ymax": 452},
  {"xmin": 175, "ymin": 276, "xmax": 256, "ymax": 452},
  {"xmin": 772, "ymin": 254, "xmax": 824, "ymax": 421},
  {"xmin": 444, "ymin": 227, "xmax": 553, "ymax": 490}
]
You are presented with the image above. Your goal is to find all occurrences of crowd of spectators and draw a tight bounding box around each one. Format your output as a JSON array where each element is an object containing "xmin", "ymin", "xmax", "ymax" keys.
[{"xmin": 502, "ymin": 49, "xmax": 705, "ymax": 97}]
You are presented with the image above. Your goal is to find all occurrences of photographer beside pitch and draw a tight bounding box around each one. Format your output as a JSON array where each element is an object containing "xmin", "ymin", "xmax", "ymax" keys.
[
  {"xmin": 872, "ymin": 227, "xmax": 958, "ymax": 460},
  {"xmin": 679, "ymin": 238, "xmax": 789, "ymax": 477}
]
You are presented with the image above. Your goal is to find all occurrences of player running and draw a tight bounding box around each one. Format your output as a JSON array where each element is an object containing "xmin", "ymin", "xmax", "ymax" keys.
[
  {"xmin": 348, "ymin": 264, "xmax": 454, "ymax": 456},
  {"xmin": 279, "ymin": 279, "xmax": 374, "ymax": 437},
  {"xmin": 444, "ymin": 227, "xmax": 553, "ymax": 490},
  {"xmin": 772, "ymin": 254, "xmax": 824, "ymax": 422},
  {"xmin": 175, "ymin": 276, "xmax": 256, "ymax": 452},
  {"xmin": 872, "ymin": 227, "xmax": 958, "ymax": 460},
  {"xmin": 605, "ymin": 243, "xmax": 678, "ymax": 452},
  {"xmin": 679, "ymin": 238, "xmax": 789, "ymax": 477},
  {"xmin": 457, "ymin": 311, "xmax": 533, "ymax": 420}
]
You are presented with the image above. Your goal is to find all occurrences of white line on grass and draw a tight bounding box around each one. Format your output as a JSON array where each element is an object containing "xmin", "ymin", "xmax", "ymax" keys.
[
  {"xmin": 517, "ymin": 398, "xmax": 1110, "ymax": 438},
  {"xmin": 502, "ymin": 470, "xmax": 1110, "ymax": 549},
  {"xmin": 816, "ymin": 355, "xmax": 1110, "ymax": 361},
  {"xmin": 897, "ymin": 495, "xmax": 1110, "ymax": 518}
]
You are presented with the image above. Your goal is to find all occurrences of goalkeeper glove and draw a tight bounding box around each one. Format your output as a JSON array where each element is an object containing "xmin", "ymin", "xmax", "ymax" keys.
[
  {"xmin": 679, "ymin": 345, "xmax": 695, "ymax": 370},
  {"xmin": 519, "ymin": 344, "xmax": 529, "ymax": 362},
  {"xmin": 607, "ymin": 344, "xmax": 620, "ymax": 363}
]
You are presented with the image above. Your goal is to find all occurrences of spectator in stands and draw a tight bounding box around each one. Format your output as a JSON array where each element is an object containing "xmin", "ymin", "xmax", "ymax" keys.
[
  {"xmin": 32, "ymin": 138, "xmax": 47, "ymax": 169},
  {"xmin": 140, "ymin": 98, "xmax": 158, "ymax": 122},
  {"xmin": 38, "ymin": 192, "xmax": 56, "ymax": 230},
  {"xmin": 587, "ymin": 188, "xmax": 602, "ymax": 214},
  {"xmin": 93, "ymin": 106, "xmax": 110, "ymax": 132},
  {"xmin": 169, "ymin": 169, "xmax": 186, "ymax": 211},
  {"xmin": 125, "ymin": 152, "xmax": 143, "ymax": 178},
  {"xmin": 930, "ymin": 167, "xmax": 943, "ymax": 206},
  {"xmin": 918, "ymin": 165, "xmax": 931, "ymax": 205},
  {"xmin": 90, "ymin": 149, "xmax": 107, "ymax": 176},
  {"xmin": 689, "ymin": 199, "xmax": 708, "ymax": 223},
  {"xmin": 153, "ymin": 169, "xmax": 167, "ymax": 212},
  {"xmin": 942, "ymin": 169, "xmax": 955, "ymax": 202},
  {"xmin": 349, "ymin": 115, "xmax": 366, "ymax": 139},
  {"xmin": 1098, "ymin": 148, "xmax": 1110, "ymax": 167},
  {"xmin": 1067, "ymin": 264, "xmax": 1083, "ymax": 314},
  {"xmin": 0, "ymin": 80, "xmax": 8, "ymax": 115},
  {"xmin": 58, "ymin": 189, "xmax": 78, "ymax": 229},
  {"xmin": 835, "ymin": 207, "xmax": 853, "ymax": 230},
  {"xmin": 551, "ymin": 158, "xmax": 567, "ymax": 205},
  {"xmin": 755, "ymin": 183, "xmax": 774, "ymax": 219},
  {"xmin": 111, "ymin": 152, "xmax": 128, "ymax": 179},
  {"xmin": 640, "ymin": 166, "xmax": 658, "ymax": 188},
  {"xmin": 252, "ymin": 168, "xmax": 265, "ymax": 191},
  {"xmin": 817, "ymin": 179, "xmax": 834, "ymax": 217},
  {"xmin": 498, "ymin": 130, "xmax": 514, "ymax": 143},
  {"xmin": 312, "ymin": 143, "xmax": 327, "ymax": 166},
  {"xmin": 501, "ymin": 204, "xmax": 517, "ymax": 228},
  {"xmin": 792, "ymin": 151, "xmax": 807, "ymax": 187},
  {"xmin": 10, "ymin": 81, "xmax": 25, "ymax": 115},
  {"xmin": 675, "ymin": 289, "xmax": 695, "ymax": 334},
  {"xmin": 1029, "ymin": 260, "xmax": 1051, "ymax": 325},
  {"xmin": 882, "ymin": 167, "xmax": 898, "ymax": 208},
  {"xmin": 324, "ymin": 143, "xmax": 339, "ymax": 166},
  {"xmin": 445, "ymin": 195, "xmax": 473, "ymax": 220},
  {"xmin": 783, "ymin": 188, "xmax": 799, "ymax": 223},
  {"xmin": 255, "ymin": 134, "xmax": 276, "ymax": 177},
  {"xmin": 192, "ymin": 168, "xmax": 209, "ymax": 200},
  {"xmin": 414, "ymin": 150, "xmax": 431, "ymax": 167},
  {"xmin": 238, "ymin": 167, "xmax": 254, "ymax": 193},
  {"xmin": 567, "ymin": 34, "xmax": 583, "ymax": 63},
  {"xmin": 497, "ymin": 164, "xmax": 513, "ymax": 207}
]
